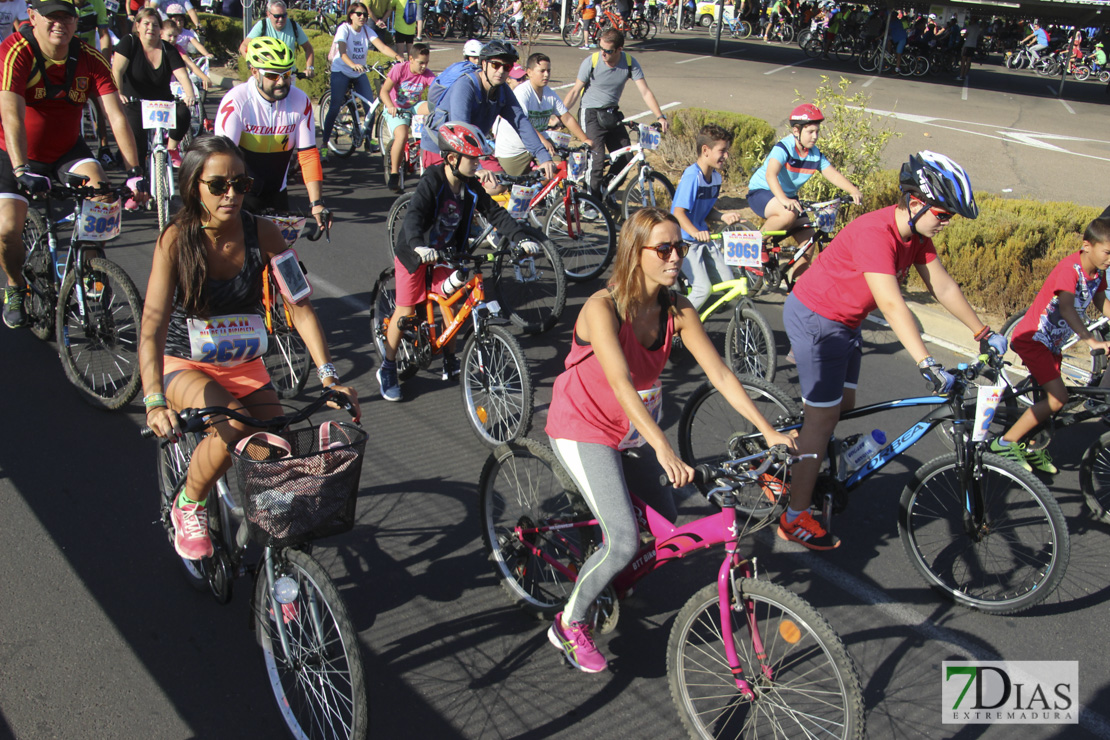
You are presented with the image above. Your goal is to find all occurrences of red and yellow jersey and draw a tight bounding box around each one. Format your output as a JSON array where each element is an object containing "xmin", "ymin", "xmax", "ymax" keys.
[{"xmin": 0, "ymin": 33, "xmax": 115, "ymax": 161}]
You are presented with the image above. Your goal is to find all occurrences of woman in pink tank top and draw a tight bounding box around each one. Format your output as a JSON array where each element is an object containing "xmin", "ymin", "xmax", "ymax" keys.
[{"xmin": 543, "ymin": 207, "xmax": 795, "ymax": 674}]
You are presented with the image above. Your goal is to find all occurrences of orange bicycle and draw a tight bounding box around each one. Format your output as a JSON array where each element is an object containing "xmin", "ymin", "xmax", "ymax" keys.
[{"xmin": 369, "ymin": 225, "xmax": 534, "ymax": 447}]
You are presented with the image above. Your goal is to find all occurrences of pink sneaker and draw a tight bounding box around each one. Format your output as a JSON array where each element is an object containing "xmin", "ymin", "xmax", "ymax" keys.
[
  {"xmin": 169, "ymin": 149, "xmax": 183, "ymax": 167},
  {"xmin": 548, "ymin": 611, "xmax": 607, "ymax": 673},
  {"xmin": 171, "ymin": 499, "xmax": 214, "ymax": 560},
  {"xmin": 123, "ymin": 197, "xmax": 140, "ymax": 211}
]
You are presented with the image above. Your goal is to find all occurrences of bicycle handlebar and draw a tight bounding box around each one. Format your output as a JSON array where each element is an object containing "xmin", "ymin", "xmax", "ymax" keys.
[
  {"xmin": 27, "ymin": 182, "xmax": 132, "ymax": 202},
  {"xmin": 688, "ymin": 445, "xmax": 817, "ymax": 489},
  {"xmin": 140, "ymin": 388, "xmax": 356, "ymax": 441}
]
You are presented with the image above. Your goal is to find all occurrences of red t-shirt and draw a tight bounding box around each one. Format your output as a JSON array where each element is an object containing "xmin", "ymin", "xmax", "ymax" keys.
[
  {"xmin": 791, "ymin": 205, "xmax": 937, "ymax": 329},
  {"xmin": 1013, "ymin": 251, "xmax": 1106, "ymax": 353},
  {"xmin": 0, "ymin": 33, "xmax": 116, "ymax": 162}
]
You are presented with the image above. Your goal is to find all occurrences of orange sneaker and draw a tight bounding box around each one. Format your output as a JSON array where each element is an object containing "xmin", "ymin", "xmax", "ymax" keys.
[{"xmin": 777, "ymin": 510, "xmax": 840, "ymax": 550}]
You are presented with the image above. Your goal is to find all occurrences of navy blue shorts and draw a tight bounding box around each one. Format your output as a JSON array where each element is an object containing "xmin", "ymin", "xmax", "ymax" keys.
[
  {"xmin": 783, "ymin": 293, "xmax": 862, "ymax": 407},
  {"xmin": 746, "ymin": 188, "xmax": 776, "ymax": 219}
]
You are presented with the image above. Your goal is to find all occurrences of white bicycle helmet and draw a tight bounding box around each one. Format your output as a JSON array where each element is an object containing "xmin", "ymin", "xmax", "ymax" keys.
[
  {"xmin": 900, "ymin": 150, "xmax": 978, "ymax": 221},
  {"xmin": 463, "ymin": 39, "xmax": 484, "ymax": 57}
]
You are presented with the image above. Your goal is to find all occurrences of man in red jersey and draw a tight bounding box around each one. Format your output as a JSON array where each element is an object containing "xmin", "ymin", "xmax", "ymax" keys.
[{"xmin": 0, "ymin": 0, "xmax": 144, "ymax": 329}]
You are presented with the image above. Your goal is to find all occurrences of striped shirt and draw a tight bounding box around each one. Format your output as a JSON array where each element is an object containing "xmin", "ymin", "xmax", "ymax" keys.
[{"xmin": 747, "ymin": 134, "xmax": 831, "ymax": 198}]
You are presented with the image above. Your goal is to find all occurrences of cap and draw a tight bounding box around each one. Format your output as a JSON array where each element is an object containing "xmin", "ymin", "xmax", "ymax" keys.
[
  {"xmin": 166, "ymin": 3, "xmax": 188, "ymax": 14},
  {"xmin": 30, "ymin": 0, "xmax": 78, "ymax": 16},
  {"xmin": 508, "ymin": 63, "xmax": 527, "ymax": 80},
  {"xmin": 463, "ymin": 39, "xmax": 484, "ymax": 57}
]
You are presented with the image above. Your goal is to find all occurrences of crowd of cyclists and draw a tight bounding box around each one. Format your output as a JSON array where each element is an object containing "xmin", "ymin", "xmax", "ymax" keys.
[{"xmin": 6, "ymin": 0, "xmax": 1110, "ymax": 714}]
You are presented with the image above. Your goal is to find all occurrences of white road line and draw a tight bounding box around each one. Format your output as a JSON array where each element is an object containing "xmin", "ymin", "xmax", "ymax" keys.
[
  {"xmin": 1057, "ymin": 97, "xmax": 1076, "ymax": 114},
  {"xmin": 675, "ymin": 55, "xmax": 709, "ymax": 64},
  {"xmin": 764, "ymin": 58, "xmax": 810, "ymax": 75},
  {"xmin": 961, "ymin": 78, "xmax": 968, "ymax": 101},
  {"xmin": 863, "ymin": 75, "xmax": 878, "ymax": 87},
  {"xmin": 722, "ymin": 48, "xmax": 745, "ymax": 57},
  {"xmin": 551, "ymin": 82, "xmax": 576, "ymax": 90},
  {"xmin": 428, "ymin": 47, "xmax": 453, "ymax": 53},
  {"xmin": 311, "ymin": 273, "xmax": 371, "ymax": 315},
  {"xmin": 623, "ymin": 101, "xmax": 681, "ymax": 121}
]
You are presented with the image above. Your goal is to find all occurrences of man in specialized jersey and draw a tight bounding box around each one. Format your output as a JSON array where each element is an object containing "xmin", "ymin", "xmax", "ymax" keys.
[{"xmin": 215, "ymin": 37, "xmax": 329, "ymax": 231}]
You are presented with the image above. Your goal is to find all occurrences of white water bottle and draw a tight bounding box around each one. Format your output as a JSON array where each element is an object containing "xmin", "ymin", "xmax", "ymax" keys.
[
  {"xmin": 843, "ymin": 429, "xmax": 887, "ymax": 473},
  {"xmin": 440, "ymin": 268, "xmax": 467, "ymax": 296}
]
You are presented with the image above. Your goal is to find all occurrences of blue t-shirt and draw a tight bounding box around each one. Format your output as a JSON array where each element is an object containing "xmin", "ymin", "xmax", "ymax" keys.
[
  {"xmin": 748, "ymin": 135, "xmax": 831, "ymax": 199},
  {"xmin": 672, "ymin": 163, "xmax": 721, "ymax": 241},
  {"xmin": 1034, "ymin": 27, "xmax": 1048, "ymax": 46}
]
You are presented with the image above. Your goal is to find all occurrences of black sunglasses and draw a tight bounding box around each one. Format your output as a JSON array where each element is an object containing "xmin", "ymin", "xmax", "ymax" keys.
[
  {"xmin": 600, "ymin": 46, "xmax": 621, "ymax": 56},
  {"xmin": 642, "ymin": 242, "xmax": 688, "ymax": 259},
  {"xmin": 270, "ymin": 12, "xmax": 287, "ymax": 18},
  {"xmin": 351, "ymin": 10, "xmax": 366, "ymax": 16},
  {"xmin": 199, "ymin": 175, "xmax": 254, "ymax": 196}
]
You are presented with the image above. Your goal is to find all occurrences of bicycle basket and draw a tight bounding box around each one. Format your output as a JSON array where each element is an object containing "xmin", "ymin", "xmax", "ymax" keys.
[
  {"xmin": 813, "ymin": 201, "xmax": 841, "ymax": 234},
  {"xmin": 232, "ymin": 421, "xmax": 368, "ymax": 547}
]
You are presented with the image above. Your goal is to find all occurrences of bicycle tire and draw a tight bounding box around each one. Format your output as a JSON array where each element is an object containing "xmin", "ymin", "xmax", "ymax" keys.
[
  {"xmin": 724, "ymin": 305, "xmax": 777, "ymax": 382},
  {"xmin": 913, "ymin": 55, "xmax": 930, "ymax": 76},
  {"xmin": 857, "ymin": 48, "xmax": 878, "ymax": 72},
  {"xmin": 562, "ymin": 20, "xmax": 583, "ymax": 46},
  {"xmin": 253, "ymin": 548, "xmax": 369, "ymax": 740},
  {"xmin": 677, "ymin": 375, "xmax": 801, "ymax": 507},
  {"xmin": 898, "ymin": 452, "xmax": 1069, "ymax": 614},
  {"xmin": 264, "ymin": 298, "xmax": 310, "ymax": 399},
  {"xmin": 386, "ymin": 191, "xmax": 413, "ymax": 258},
  {"xmin": 780, "ymin": 23, "xmax": 794, "ymax": 43},
  {"xmin": 56, "ymin": 257, "xmax": 143, "ymax": 410},
  {"xmin": 1074, "ymin": 65, "xmax": 1091, "ymax": 82},
  {"xmin": 491, "ymin": 227, "xmax": 567, "ymax": 334},
  {"xmin": 328, "ymin": 98, "xmax": 359, "ymax": 157},
  {"xmin": 543, "ymin": 190, "xmax": 616, "ymax": 282},
  {"xmin": 472, "ymin": 11, "xmax": 491, "ymax": 38},
  {"xmin": 802, "ymin": 35, "xmax": 823, "ymax": 59},
  {"xmin": 621, "ymin": 170, "xmax": 675, "ymax": 221},
  {"xmin": 1080, "ymin": 430, "xmax": 1110, "ymax": 524},
  {"xmin": 478, "ymin": 437, "xmax": 597, "ymax": 618},
  {"xmin": 669, "ymin": 578, "xmax": 864, "ymax": 740},
  {"xmin": 369, "ymin": 267, "xmax": 420, "ymax": 381},
  {"xmin": 153, "ymin": 148, "xmax": 170, "ymax": 232},
  {"xmin": 156, "ymin": 432, "xmax": 208, "ymax": 590},
  {"xmin": 835, "ymin": 38, "xmax": 856, "ymax": 62},
  {"xmin": 666, "ymin": 15, "xmax": 677, "ymax": 32},
  {"xmin": 461, "ymin": 324, "xmax": 533, "ymax": 446},
  {"xmin": 378, "ymin": 109, "xmax": 394, "ymax": 188},
  {"xmin": 22, "ymin": 208, "xmax": 56, "ymax": 341}
]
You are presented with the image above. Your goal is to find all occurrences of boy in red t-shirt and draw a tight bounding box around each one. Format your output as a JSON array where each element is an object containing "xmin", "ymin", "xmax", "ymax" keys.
[{"xmin": 991, "ymin": 217, "xmax": 1110, "ymax": 474}]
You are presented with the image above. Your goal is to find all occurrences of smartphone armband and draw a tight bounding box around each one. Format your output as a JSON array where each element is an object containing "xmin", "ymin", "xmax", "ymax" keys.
[{"xmin": 270, "ymin": 249, "xmax": 312, "ymax": 303}]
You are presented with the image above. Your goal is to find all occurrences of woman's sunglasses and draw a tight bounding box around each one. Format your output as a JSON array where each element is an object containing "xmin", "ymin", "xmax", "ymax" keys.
[
  {"xmin": 642, "ymin": 241, "xmax": 688, "ymax": 259},
  {"xmin": 199, "ymin": 175, "xmax": 254, "ymax": 196},
  {"xmin": 351, "ymin": 10, "xmax": 366, "ymax": 16}
]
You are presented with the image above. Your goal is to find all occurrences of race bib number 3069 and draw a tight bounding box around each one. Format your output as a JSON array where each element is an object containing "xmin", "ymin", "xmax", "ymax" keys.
[{"xmin": 721, "ymin": 231, "xmax": 763, "ymax": 268}]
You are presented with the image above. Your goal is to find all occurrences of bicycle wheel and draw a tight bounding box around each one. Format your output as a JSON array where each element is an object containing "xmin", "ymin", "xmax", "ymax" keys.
[
  {"xmin": 1074, "ymin": 65, "xmax": 1091, "ymax": 82},
  {"xmin": 780, "ymin": 24, "xmax": 794, "ymax": 43},
  {"xmin": 478, "ymin": 438, "xmax": 596, "ymax": 617},
  {"xmin": 254, "ymin": 548, "xmax": 368, "ymax": 740},
  {"xmin": 328, "ymin": 99, "xmax": 359, "ymax": 158},
  {"xmin": 677, "ymin": 375, "xmax": 801, "ymax": 508},
  {"xmin": 1080, "ymin": 430, "xmax": 1110, "ymax": 524},
  {"xmin": 738, "ymin": 19, "xmax": 752, "ymax": 38},
  {"xmin": 562, "ymin": 20, "xmax": 583, "ymax": 46},
  {"xmin": 668, "ymin": 579, "xmax": 865, "ymax": 740},
  {"xmin": 56, "ymin": 258, "xmax": 143, "ymax": 410},
  {"xmin": 153, "ymin": 148, "xmax": 170, "ymax": 232},
  {"xmin": 724, "ymin": 305, "xmax": 777, "ymax": 382},
  {"xmin": 544, "ymin": 191, "xmax": 616, "ymax": 282},
  {"xmin": 835, "ymin": 38, "xmax": 857, "ymax": 63},
  {"xmin": 156, "ymin": 432, "xmax": 207, "ymax": 590},
  {"xmin": 460, "ymin": 324, "xmax": 533, "ymax": 446},
  {"xmin": 621, "ymin": 170, "xmax": 675, "ymax": 220},
  {"xmin": 386, "ymin": 191, "xmax": 413, "ymax": 258},
  {"xmin": 898, "ymin": 452, "xmax": 1069, "ymax": 614},
  {"xmin": 22, "ymin": 209, "xmax": 56, "ymax": 341},
  {"xmin": 802, "ymin": 35, "xmax": 823, "ymax": 59},
  {"xmin": 857, "ymin": 48, "xmax": 878, "ymax": 72},
  {"xmin": 377, "ymin": 110, "xmax": 394, "ymax": 188},
  {"xmin": 913, "ymin": 55, "xmax": 930, "ymax": 76},
  {"xmin": 472, "ymin": 12, "xmax": 491, "ymax": 38},
  {"xmin": 369, "ymin": 267, "xmax": 420, "ymax": 381},
  {"xmin": 264, "ymin": 300, "xmax": 311, "ymax": 399},
  {"xmin": 666, "ymin": 15, "xmax": 677, "ymax": 32},
  {"xmin": 491, "ymin": 228, "xmax": 567, "ymax": 334}
]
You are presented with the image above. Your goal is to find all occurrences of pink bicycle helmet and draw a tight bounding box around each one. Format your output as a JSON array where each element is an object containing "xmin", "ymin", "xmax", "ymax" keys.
[{"xmin": 436, "ymin": 121, "xmax": 490, "ymax": 158}]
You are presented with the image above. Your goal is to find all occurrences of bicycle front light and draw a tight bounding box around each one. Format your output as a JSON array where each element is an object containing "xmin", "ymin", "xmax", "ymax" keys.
[{"xmin": 273, "ymin": 576, "xmax": 300, "ymax": 604}]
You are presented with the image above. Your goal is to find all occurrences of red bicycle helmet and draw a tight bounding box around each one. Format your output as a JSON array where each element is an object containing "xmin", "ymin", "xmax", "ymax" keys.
[
  {"xmin": 789, "ymin": 104, "xmax": 825, "ymax": 124},
  {"xmin": 436, "ymin": 121, "xmax": 490, "ymax": 158}
]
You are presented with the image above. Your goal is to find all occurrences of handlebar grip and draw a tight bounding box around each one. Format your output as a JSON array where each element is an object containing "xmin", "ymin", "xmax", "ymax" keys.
[
  {"xmin": 140, "ymin": 427, "xmax": 155, "ymax": 438},
  {"xmin": 1094, "ymin": 349, "xmax": 1106, "ymax": 357},
  {"xmin": 304, "ymin": 220, "xmax": 324, "ymax": 241},
  {"xmin": 693, "ymin": 465, "xmax": 713, "ymax": 487}
]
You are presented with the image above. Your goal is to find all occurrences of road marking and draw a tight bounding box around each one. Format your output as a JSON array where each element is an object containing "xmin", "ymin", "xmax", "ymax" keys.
[
  {"xmin": 764, "ymin": 58, "xmax": 810, "ymax": 75},
  {"xmin": 675, "ymin": 55, "xmax": 709, "ymax": 64},
  {"xmin": 1055, "ymin": 95, "xmax": 1076, "ymax": 114},
  {"xmin": 961, "ymin": 78, "xmax": 968, "ymax": 101},
  {"xmin": 722, "ymin": 48, "xmax": 745, "ymax": 57},
  {"xmin": 428, "ymin": 47, "xmax": 453, "ymax": 53},
  {"xmin": 852, "ymin": 106, "xmax": 1110, "ymax": 162},
  {"xmin": 551, "ymin": 82, "xmax": 576, "ymax": 90},
  {"xmin": 863, "ymin": 75, "xmax": 878, "ymax": 87},
  {"xmin": 312, "ymin": 273, "xmax": 371, "ymax": 315},
  {"xmin": 621, "ymin": 102, "xmax": 679, "ymax": 123}
]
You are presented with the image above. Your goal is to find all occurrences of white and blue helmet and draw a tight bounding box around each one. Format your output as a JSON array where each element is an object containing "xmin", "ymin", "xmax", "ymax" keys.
[{"xmin": 899, "ymin": 151, "xmax": 978, "ymax": 219}]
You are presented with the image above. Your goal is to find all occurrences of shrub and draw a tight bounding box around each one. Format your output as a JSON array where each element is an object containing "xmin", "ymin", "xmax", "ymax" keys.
[
  {"xmin": 197, "ymin": 12, "xmax": 243, "ymax": 61},
  {"xmin": 656, "ymin": 107, "xmax": 776, "ymax": 194}
]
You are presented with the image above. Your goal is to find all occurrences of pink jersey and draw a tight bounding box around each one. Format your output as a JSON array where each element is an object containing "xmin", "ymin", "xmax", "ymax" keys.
[
  {"xmin": 387, "ymin": 62, "xmax": 435, "ymax": 110},
  {"xmin": 546, "ymin": 298, "xmax": 674, "ymax": 450},
  {"xmin": 791, "ymin": 205, "xmax": 937, "ymax": 329},
  {"xmin": 1013, "ymin": 251, "xmax": 1106, "ymax": 353}
]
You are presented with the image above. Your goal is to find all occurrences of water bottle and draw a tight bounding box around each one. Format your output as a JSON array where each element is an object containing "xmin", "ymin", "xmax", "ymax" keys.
[
  {"xmin": 842, "ymin": 429, "xmax": 887, "ymax": 473},
  {"xmin": 441, "ymin": 268, "xmax": 468, "ymax": 296}
]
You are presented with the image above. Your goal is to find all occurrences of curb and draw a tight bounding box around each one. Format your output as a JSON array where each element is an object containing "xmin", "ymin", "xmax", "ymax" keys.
[{"xmin": 868, "ymin": 296, "xmax": 1004, "ymax": 364}]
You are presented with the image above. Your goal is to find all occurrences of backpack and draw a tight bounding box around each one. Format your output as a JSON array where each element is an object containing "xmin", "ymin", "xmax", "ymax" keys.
[
  {"xmin": 1042, "ymin": 29, "xmax": 1050, "ymax": 44},
  {"xmin": 581, "ymin": 50, "xmax": 633, "ymax": 95},
  {"xmin": 18, "ymin": 26, "xmax": 82, "ymax": 107},
  {"xmin": 403, "ymin": 0, "xmax": 418, "ymax": 24},
  {"xmin": 262, "ymin": 15, "xmax": 301, "ymax": 40},
  {"xmin": 425, "ymin": 61, "xmax": 480, "ymax": 131}
]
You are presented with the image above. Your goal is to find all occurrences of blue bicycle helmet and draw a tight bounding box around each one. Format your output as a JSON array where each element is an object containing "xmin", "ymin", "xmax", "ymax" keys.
[{"xmin": 899, "ymin": 151, "xmax": 978, "ymax": 220}]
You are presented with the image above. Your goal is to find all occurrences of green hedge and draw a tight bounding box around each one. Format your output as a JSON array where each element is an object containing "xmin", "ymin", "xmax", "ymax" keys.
[
  {"xmin": 197, "ymin": 12, "xmax": 242, "ymax": 60},
  {"xmin": 657, "ymin": 107, "xmax": 776, "ymax": 190}
]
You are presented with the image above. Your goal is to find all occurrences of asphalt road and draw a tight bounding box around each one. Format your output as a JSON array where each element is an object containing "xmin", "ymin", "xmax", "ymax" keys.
[{"xmin": 3, "ymin": 31, "xmax": 1110, "ymax": 740}]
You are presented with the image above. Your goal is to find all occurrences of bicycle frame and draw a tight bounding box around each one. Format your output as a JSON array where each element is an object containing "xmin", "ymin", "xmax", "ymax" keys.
[
  {"xmin": 419, "ymin": 269, "xmax": 486, "ymax": 352},
  {"xmin": 29, "ymin": 193, "xmax": 105, "ymax": 331},
  {"xmin": 598, "ymin": 144, "xmax": 648, "ymax": 197},
  {"xmin": 148, "ymin": 124, "xmax": 178, "ymax": 201},
  {"xmin": 696, "ymin": 276, "xmax": 755, "ymax": 323}
]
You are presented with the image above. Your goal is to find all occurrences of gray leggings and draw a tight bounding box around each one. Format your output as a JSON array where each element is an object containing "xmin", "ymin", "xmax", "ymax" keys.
[
  {"xmin": 550, "ymin": 437, "xmax": 677, "ymax": 624},
  {"xmin": 681, "ymin": 240, "xmax": 732, "ymax": 312}
]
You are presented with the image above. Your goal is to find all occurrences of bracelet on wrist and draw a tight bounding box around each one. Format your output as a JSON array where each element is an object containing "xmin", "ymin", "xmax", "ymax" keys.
[
  {"xmin": 917, "ymin": 356, "xmax": 937, "ymax": 368},
  {"xmin": 317, "ymin": 363, "xmax": 338, "ymax": 384},
  {"xmin": 972, "ymin": 326, "xmax": 991, "ymax": 342},
  {"xmin": 13, "ymin": 165, "xmax": 28, "ymax": 175}
]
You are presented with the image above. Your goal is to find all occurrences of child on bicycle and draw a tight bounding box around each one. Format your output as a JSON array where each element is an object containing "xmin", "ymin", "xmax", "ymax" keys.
[
  {"xmin": 990, "ymin": 217, "xmax": 1110, "ymax": 475},
  {"xmin": 746, "ymin": 104, "xmax": 862, "ymax": 284},
  {"xmin": 671, "ymin": 123, "xmax": 746, "ymax": 311},
  {"xmin": 780, "ymin": 151, "xmax": 1005, "ymax": 550},
  {"xmin": 380, "ymin": 42, "xmax": 435, "ymax": 193},
  {"xmin": 544, "ymin": 207, "xmax": 795, "ymax": 673},
  {"xmin": 161, "ymin": 19, "xmax": 211, "ymax": 96},
  {"xmin": 380, "ymin": 121, "xmax": 540, "ymax": 402}
]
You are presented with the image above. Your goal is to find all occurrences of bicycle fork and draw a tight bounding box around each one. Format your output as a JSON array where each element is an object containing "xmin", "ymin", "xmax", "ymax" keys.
[{"xmin": 717, "ymin": 554, "xmax": 761, "ymax": 698}]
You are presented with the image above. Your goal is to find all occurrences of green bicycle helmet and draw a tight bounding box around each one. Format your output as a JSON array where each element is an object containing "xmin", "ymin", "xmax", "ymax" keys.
[{"xmin": 245, "ymin": 37, "xmax": 296, "ymax": 72}]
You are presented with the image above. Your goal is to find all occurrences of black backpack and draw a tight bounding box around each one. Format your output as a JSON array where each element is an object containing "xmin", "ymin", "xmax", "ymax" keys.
[{"xmin": 18, "ymin": 26, "xmax": 82, "ymax": 106}]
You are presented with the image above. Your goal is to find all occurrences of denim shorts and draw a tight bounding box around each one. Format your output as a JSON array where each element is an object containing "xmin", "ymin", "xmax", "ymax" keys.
[{"xmin": 783, "ymin": 293, "xmax": 862, "ymax": 407}]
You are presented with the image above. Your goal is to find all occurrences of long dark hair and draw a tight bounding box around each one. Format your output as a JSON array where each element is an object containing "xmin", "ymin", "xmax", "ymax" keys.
[{"xmin": 169, "ymin": 135, "xmax": 246, "ymax": 317}]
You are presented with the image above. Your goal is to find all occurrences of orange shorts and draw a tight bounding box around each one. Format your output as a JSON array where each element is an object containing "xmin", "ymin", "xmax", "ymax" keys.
[{"xmin": 163, "ymin": 356, "xmax": 274, "ymax": 399}]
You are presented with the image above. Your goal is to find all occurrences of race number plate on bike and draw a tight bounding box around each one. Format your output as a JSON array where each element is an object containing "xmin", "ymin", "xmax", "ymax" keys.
[
  {"xmin": 972, "ymin": 382, "xmax": 1004, "ymax": 442},
  {"xmin": 618, "ymin": 382, "xmax": 663, "ymax": 450},
  {"xmin": 411, "ymin": 114, "xmax": 426, "ymax": 139},
  {"xmin": 721, "ymin": 231, "xmax": 762, "ymax": 268},
  {"xmin": 509, "ymin": 184, "xmax": 540, "ymax": 221},
  {"xmin": 638, "ymin": 124, "xmax": 661, "ymax": 150},
  {"xmin": 76, "ymin": 199, "xmax": 122, "ymax": 242},
  {"xmin": 103, "ymin": 0, "xmax": 119, "ymax": 11},
  {"xmin": 546, "ymin": 130, "xmax": 572, "ymax": 149},
  {"xmin": 568, "ymin": 151, "xmax": 586, "ymax": 182},
  {"xmin": 261, "ymin": 213, "xmax": 308, "ymax": 247},
  {"xmin": 187, "ymin": 314, "xmax": 269, "ymax": 367},
  {"xmin": 141, "ymin": 100, "xmax": 177, "ymax": 130}
]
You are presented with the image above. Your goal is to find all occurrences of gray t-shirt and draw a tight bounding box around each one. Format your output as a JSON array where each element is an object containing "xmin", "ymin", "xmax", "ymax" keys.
[{"xmin": 576, "ymin": 52, "xmax": 644, "ymax": 110}]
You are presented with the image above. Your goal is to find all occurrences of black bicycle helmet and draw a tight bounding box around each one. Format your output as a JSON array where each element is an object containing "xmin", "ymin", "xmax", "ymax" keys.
[
  {"xmin": 899, "ymin": 151, "xmax": 978, "ymax": 220},
  {"xmin": 479, "ymin": 39, "xmax": 518, "ymax": 62}
]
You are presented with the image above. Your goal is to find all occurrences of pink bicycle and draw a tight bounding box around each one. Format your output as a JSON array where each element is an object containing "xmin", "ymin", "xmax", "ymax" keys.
[{"xmin": 478, "ymin": 439, "xmax": 865, "ymax": 739}]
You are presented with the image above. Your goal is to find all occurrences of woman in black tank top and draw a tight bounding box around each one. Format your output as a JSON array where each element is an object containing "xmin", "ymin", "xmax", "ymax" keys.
[{"xmin": 138, "ymin": 136, "xmax": 361, "ymax": 561}]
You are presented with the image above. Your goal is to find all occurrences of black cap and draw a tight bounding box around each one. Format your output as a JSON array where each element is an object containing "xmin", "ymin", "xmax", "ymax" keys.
[{"xmin": 31, "ymin": 0, "xmax": 79, "ymax": 17}]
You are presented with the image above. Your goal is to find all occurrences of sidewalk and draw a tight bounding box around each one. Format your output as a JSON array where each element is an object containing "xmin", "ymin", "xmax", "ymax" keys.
[{"xmin": 871, "ymin": 294, "xmax": 1008, "ymax": 362}]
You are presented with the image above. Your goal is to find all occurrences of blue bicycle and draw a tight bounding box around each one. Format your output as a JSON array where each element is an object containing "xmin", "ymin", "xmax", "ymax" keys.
[{"xmin": 677, "ymin": 359, "xmax": 1070, "ymax": 615}]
